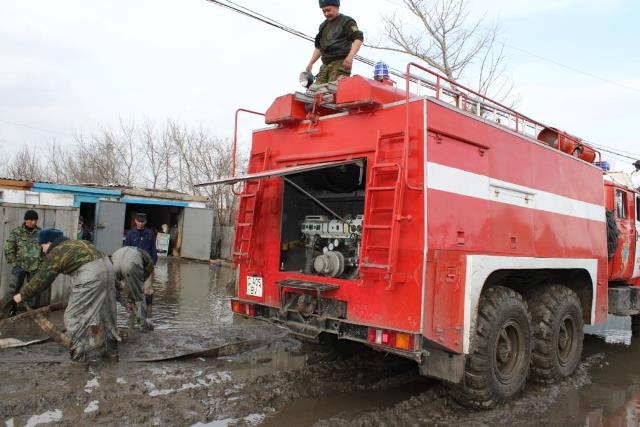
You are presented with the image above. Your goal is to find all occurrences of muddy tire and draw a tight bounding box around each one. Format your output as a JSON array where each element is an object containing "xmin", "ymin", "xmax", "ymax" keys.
[
  {"xmin": 450, "ymin": 286, "xmax": 532, "ymax": 409},
  {"xmin": 527, "ymin": 285, "xmax": 583, "ymax": 383}
]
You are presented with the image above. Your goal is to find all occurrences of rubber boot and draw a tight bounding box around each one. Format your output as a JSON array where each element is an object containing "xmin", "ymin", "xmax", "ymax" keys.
[{"xmin": 105, "ymin": 337, "xmax": 119, "ymax": 362}]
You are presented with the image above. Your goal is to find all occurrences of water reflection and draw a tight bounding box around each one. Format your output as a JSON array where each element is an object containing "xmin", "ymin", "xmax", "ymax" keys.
[
  {"xmin": 541, "ymin": 315, "xmax": 640, "ymax": 426},
  {"xmin": 117, "ymin": 258, "xmax": 235, "ymax": 331},
  {"xmin": 585, "ymin": 315, "xmax": 632, "ymax": 345}
]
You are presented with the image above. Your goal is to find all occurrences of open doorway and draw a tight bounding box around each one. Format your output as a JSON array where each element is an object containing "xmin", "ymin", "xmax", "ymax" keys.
[
  {"xmin": 279, "ymin": 161, "xmax": 366, "ymax": 279},
  {"xmin": 124, "ymin": 204, "xmax": 184, "ymax": 256},
  {"xmin": 78, "ymin": 202, "xmax": 96, "ymax": 242}
]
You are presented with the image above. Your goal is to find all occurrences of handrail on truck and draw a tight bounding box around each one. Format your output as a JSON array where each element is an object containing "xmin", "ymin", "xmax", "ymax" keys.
[
  {"xmin": 232, "ymin": 108, "xmax": 265, "ymax": 195},
  {"xmin": 402, "ymin": 62, "xmax": 601, "ymax": 177}
]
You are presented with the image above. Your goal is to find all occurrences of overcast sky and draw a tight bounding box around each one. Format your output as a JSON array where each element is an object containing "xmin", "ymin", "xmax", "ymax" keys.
[{"xmin": 1, "ymin": 0, "xmax": 639, "ymax": 169}]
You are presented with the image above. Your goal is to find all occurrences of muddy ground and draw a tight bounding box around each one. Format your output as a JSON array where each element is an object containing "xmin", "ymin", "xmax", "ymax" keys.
[{"xmin": 2, "ymin": 258, "xmax": 640, "ymax": 426}]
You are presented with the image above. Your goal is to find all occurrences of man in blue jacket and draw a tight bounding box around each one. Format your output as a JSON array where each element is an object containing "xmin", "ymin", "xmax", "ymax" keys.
[
  {"xmin": 124, "ymin": 213, "xmax": 157, "ymax": 264},
  {"xmin": 124, "ymin": 213, "xmax": 157, "ymax": 315}
]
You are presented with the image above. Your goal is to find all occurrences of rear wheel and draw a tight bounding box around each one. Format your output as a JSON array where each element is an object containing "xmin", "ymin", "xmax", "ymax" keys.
[
  {"xmin": 450, "ymin": 286, "xmax": 532, "ymax": 409},
  {"xmin": 527, "ymin": 285, "xmax": 584, "ymax": 383}
]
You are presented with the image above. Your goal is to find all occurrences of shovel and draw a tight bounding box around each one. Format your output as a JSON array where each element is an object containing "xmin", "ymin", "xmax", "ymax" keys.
[
  {"xmin": 0, "ymin": 301, "xmax": 68, "ymax": 330},
  {"xmin": 22, "ymin": 303, "xmax": 71, "ymax": 348}
]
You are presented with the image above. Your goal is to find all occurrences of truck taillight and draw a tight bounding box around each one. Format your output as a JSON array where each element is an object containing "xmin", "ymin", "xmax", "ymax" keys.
[
  {"xmin": 230, "ymin": 300, "xmax": 255, "ymax": 317},
  {"xmin": 367, "ymin": 327, "xmax": 415, "ymax": 351}
]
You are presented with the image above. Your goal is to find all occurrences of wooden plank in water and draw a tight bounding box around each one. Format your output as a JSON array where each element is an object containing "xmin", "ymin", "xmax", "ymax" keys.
[{"xmin": 0, "ymin": 337, "xmax": 49, "ymax": 349}]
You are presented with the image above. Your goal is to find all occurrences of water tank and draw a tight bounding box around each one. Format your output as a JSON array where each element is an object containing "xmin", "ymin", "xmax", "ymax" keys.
[{"xmin": 537, "ymin": 127, "xmax": 595, "ymax": 163}]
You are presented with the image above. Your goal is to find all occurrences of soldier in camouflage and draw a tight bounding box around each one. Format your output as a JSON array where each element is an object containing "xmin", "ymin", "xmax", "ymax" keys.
[
  {"xmin": 4, "ymin": 210, "xmax": 41, "ymax": 317},
  {"xmin": 306, "ymin": 0, "xmax": 364, "ymax": 84},
  {"xmin": 111, "ymin": 246, "xmax": 154, "ymax": 331},
  {"xmin": 13, "ymin": 228, "xmax": 120, "ymax": 363}
]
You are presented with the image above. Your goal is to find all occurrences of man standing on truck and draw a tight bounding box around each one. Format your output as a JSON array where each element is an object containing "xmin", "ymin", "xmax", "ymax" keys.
[
  {"xmin": 305, "ymin": 0, "xmax": 364, "ymax": 85},
  {"xmin": 4, "ymin": 210, "xmax": 41, "ymax": 317}
]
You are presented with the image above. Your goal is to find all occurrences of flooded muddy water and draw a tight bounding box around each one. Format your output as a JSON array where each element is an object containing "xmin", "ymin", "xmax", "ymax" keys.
[
  {"xmin": 138, "ymin": 258, "xmax": 235, "ymax": 331},
  {"xmin": 3, "ymin": 257, "xmax": 640, "ymax": 426}
]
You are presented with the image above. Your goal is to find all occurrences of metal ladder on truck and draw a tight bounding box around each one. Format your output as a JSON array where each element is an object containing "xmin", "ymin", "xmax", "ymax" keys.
[
  {"xmin": 360, "ymin": 130, "xmax": 407, "ymax": 289},
  {"xmin": 232, "ymin": 150, "xmax": 269, "ymax": 266}
]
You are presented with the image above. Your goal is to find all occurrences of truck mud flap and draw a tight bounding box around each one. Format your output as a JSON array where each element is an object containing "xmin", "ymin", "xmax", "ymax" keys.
[{"xmin": 284, "ymin": 320, "xmax": 323, "ymax": 341}]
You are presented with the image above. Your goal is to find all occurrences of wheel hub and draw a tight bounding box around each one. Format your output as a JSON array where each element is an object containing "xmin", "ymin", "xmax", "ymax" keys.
[
  {"xmin": 557, "ymin": 315, "xmax": 575, "ymax": 365},
  {"xmin": 495, "ymin": 319, "xmax": 524, "ymax": 383}
]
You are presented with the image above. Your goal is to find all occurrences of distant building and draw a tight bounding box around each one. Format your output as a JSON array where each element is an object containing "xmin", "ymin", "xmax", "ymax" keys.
[{"xmin": 0, "ymin": 179, "xmax": 213, "ymax": 261}]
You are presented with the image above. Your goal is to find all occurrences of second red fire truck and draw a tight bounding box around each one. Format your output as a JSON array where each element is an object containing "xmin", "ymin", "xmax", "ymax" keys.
[{"xmin": 201, "ymin": 63, "xmax": 640, "ymax": 408}]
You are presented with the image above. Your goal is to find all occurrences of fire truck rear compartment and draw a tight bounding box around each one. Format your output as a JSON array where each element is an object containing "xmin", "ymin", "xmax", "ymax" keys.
[{"xmin": 279, "ymin": 161, "xmax": 366, "ymax": 280}]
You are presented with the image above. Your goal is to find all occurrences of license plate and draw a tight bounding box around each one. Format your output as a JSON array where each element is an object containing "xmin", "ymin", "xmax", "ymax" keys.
[{"xmin": 246, "ymin": 276, "xmax": 263, "ymax": 297}]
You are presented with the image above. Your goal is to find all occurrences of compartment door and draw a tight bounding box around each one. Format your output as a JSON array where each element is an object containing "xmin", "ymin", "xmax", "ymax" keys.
[
  {"xmin": 94, "ymin": 200, "xmax": 125, "ymax": 255},
  {"xmin": 181, "ymin": 208, "xmax": 214, "ymax": 261}
]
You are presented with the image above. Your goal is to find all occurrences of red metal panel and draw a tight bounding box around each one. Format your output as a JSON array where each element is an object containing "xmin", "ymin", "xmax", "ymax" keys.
[
  {"xmin": 428, "ymin": 250, "xmax": 465, "ymax": 353},
  {"xmin": 265, "ymin": 94, "xmax": 307, "ymax": 125},
  {"xmin": 235, "ymin": 100, "xmax": 426, "ymax": 333},
  {"xmin": 424, "ymin": 99, "xmax": 609, "ymax": 350}
]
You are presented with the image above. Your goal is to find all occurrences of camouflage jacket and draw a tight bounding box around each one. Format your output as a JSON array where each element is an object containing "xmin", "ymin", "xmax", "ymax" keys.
[
  {"xmin": 4, "ymin": 224, "xmax": 42, "ymax": 272},
  {"xmin": 20, "ymin": 239, "xmax": 105, "ymax": 301}
]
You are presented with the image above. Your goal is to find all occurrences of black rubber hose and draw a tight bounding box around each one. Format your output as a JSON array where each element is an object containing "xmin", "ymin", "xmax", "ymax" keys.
[{"xmin": 606, "ymin": 209, "xmax": 619, "ymax": 260}]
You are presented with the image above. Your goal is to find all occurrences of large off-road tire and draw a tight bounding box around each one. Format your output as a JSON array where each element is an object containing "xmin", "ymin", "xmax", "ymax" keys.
[
  {"xmin": 527, "ymin": 285, "xmax": 584, "ymax": 383},
  {"xmin": 450, "ymin": 286, "xmax": 532, "ymax": 409}
]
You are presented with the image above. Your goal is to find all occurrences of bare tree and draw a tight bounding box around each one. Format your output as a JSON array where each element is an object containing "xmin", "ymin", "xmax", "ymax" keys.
[
  {"xmin": 113, "ymin": 120, "xmax": 139, "ymax": 187},
  {"xmin": 11, "ymin": 120, "xmax": 240, "ymax": 225},
  {"xmin": 141, "ymin": 121, "xmax": 176, "ymax": 190},
  {"xmin": 5, "ymin": 146, "xmax": 45, "ymax": 181},
  {"xmin": 166, "ymin": 121, "xmax": 240, "ymax": 225},
  {"xmin": 376, "ymin": 0, "xmax": 512, "ymax": 101}
]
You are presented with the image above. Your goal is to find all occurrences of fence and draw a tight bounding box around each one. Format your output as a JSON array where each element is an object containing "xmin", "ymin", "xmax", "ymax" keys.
[
  {"xmin": 210, "ymin": 222, "xmax": 234, "ymax": 261},
  {"xmin": 0, "ymin": 203, "xmax": 78, "ymax": 305}
]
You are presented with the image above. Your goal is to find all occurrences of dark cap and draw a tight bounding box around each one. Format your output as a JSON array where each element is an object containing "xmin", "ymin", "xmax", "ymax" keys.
[
  {"xmin": 37, "ymin": 228, "xmax": 64, "ymax": 244},
  {"xmin": 634, "ymin": 160, "xmax": 640, "ymax": 170},
  {"xmin": 319, "ymin": 0, "xmax": 340, "ymax": 7},
  {"xmin": 24, "ymin": 210, "xmax": 39, "ymax": 221},
  {"xmin": 135, "ymin": 213, "xmax": 148, "ymax": 222}
]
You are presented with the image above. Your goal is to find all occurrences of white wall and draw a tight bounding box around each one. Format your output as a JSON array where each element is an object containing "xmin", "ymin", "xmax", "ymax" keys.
[
  {"xmin": 0, "ymin": 189, "xmax": 74, "ymax": 207},
  {"xmin": 187, "ymin": 202, "xmax": 207, "ymax": 208}
]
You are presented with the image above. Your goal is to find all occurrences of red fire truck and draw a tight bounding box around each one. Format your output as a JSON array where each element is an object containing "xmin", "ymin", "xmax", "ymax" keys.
[{"xmin": 201, "ymin": 63, "xmax": 640, "ymax": 408}]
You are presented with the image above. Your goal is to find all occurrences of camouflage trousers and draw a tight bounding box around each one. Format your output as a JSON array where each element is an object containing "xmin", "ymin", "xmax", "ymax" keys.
[
  {"xmin": 316, "ymin": 58, "xmax": 351, "ymax": 84},
  {"xmin": 8, "ymin": 268, "xmax": 41, "ymax": 312},
  {"xmin": 65, "ymin": 257, "xmax": 119, "ymax": 361},
  {"xmin": 112, "ymin": 247, "xmax": 153, "ymax": 331}
]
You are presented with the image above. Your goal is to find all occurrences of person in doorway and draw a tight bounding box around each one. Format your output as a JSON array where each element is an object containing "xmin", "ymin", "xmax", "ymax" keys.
[
  {"xmin": 124, "ymin": 213, "xmax": 158, "ymax": 263},
  {"xmin": 111, "ymin": 246, "xmax": 154, "ymax": 331},
  {"xmin": 4, "ymin": 210, "xmax": 41, "ymax": 317},
  {"xmin": 124, "ymin": 213, "xmax": 157, "ymax": 314},
  {"xmin": 77, "ymin": 216, "xmax": 92, "ymax": 242},
  {"xmin": 305, "ymin": 0, "xmax": 364, "ymax": 85},
  {"xmin": 12, "ymin": 229, "xmax": 119, "ymax": 362}
]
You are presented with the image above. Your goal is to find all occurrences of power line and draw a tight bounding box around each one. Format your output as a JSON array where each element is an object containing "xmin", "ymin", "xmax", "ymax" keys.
[
  {"xmin": 588, "ymin": 142, "xmax": 640, "ymax": 162},
  {"xmin": 204, "ymin": 0, "xmax": 640, "ymax": 163},
  {"xmin": 0, "ymin": 119, "xmax": 75, "ymax": 137},
  {"xmin": 501, "ymin": 43, "xmax": 640, "ymax": 94}
]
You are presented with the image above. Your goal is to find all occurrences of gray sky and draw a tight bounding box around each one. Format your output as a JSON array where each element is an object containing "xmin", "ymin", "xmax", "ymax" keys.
[{"xmin": 1, "ymin": 0, "xmax": 639, "ymax": 168}]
